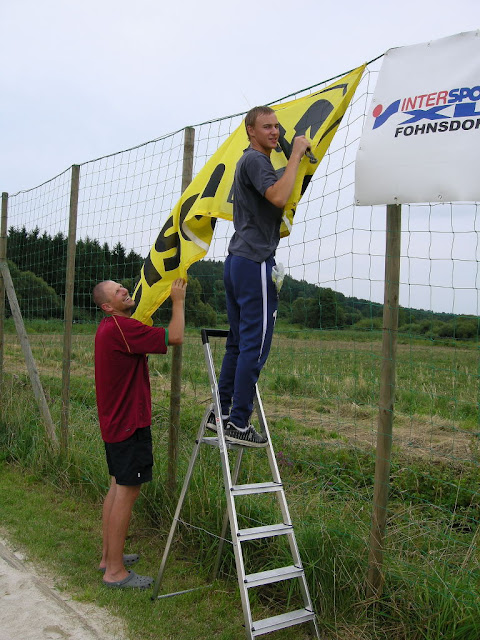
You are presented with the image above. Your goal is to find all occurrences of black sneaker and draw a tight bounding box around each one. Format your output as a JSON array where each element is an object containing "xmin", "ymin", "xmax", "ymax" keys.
[
  {"xmin": 206, "ymin": 411, "xmax": 217, "ymax": 433},
  {"xmin": 224, "ymin": 423, "xmax": 268, "ymax": 448},
  {"xmin": 206, "ymin": 411, "xmax": 230, "ymax": 433}
]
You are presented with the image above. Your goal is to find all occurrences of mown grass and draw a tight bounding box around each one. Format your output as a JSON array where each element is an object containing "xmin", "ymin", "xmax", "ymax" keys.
[{"xmin": 0, "ymin": 324, "xmax": 479, "ymax": 639}]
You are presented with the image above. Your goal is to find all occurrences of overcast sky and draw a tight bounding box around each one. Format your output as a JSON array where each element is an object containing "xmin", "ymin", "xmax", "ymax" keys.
[
  {"xmin": 2, "ymin": 1, "xmax": 479, "ymax": 316},
  {"xmin": 2, "ymin": 0, "xmax": 478, "ymax": 194}
]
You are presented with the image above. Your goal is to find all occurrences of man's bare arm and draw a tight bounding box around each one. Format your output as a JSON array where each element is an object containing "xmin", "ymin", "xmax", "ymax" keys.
[
  {"xmin": 264, "ymin": 136, "xmax": 311, "ymax": 209},
  {"xmin": 168, "ymin": 278, "xmax": 187, "ymax": 345}
]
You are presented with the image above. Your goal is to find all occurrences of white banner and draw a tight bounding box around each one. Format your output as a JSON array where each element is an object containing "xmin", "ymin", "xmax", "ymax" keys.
[{"xmin": 355, "ymin": 30, "xmax": 480, "ymax": 205}]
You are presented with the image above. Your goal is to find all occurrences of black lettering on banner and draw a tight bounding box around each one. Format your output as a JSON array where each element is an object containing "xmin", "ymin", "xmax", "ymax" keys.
[
  {"xmin": 142, "ymin": 214, "xmax": 180, "ymax": 287},
  {"xmin": 294, "ymin": 100, "xmax": 335, "ymax": 138},
  {"xmin": 392, "ymin": 118, "xmax": 479, "ymax": 137},
  {"xmin": 143, "ymin": 254, "xmax": 162, "ymax": 288},
  {"xmin": 201, "ymin": 164, "xmax": 226, "ymax": 198},
  {"xmin": 179, "ymin": 194, "xmax": 200, "ymax": 241},
  {"xmin": 319, "ymin": 117, "xmax": 343, "ymax": 143},
  {"xmin": 131, "ymin": 282, "xmax": 142, "ymax": 312},
  {"xmin": 199, "ymin": 164, "xmax": 228, "ymax": 220},
  {"xmin": 141, "ymin": 184, "xmax": 218, "ymax": 289},
  {"xmin": 301, "ymin": 175, "xmax": 313, "ymax": 196},
  {"xmin": 197, "ymin": 163, "xmax": 230, "ymax": 218},
  {"xmin": 139, "ymin": 164, "xmax": 228, "ymax": 294},
  {"xmin": 152, "ymin": 215, "xmax": 181, "ymax": 277},
  {"xmin": 194, "ymin": 214, "xmax": 217, "ymax": 232},
  {"xmin": 227, "ymin": 182, "xmax": 234, "ymax": 204},
  {"xmin": 277, "ymin": 99, "xmax": 334, "ymax": 158},
  {"xmin": 164, "ymin": 196, "xmax": 198, "ymax": 272},
  {"xmin": 277, "ymin": 124, "xmax": 291, "ymax": 156},
  {"xmin": 179, "ymin": 193, "xmax": 216, "ymax": 242},
  {"xmin": 462, "ymin": 119, "xmax": 474, "ymax": 130},
  {"xmin": 163, "ymin": 250, "xmax": 181, "ymax": 273},
  {"xmin": 317, "ymin": 83, "xmax": 348, "ymax": 97},
  {"xmin": 147, "ymin": 193, "xmax": 199, "ymax": 276},
  {"xmin": 154, "ymin": 216, "xmax": 176, "ymax": 253}
]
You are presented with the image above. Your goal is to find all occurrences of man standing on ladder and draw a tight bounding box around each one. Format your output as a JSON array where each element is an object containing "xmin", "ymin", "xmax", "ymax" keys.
[{"xmin": 208, "ymin": 105, "xmax": 310, "ymax": 447}]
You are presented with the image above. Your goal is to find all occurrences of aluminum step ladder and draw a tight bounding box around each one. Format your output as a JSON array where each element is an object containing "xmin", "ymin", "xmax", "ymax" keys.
[{"xmin": 152, "ymin": 328, "xmax": 320, "ymax": 639}]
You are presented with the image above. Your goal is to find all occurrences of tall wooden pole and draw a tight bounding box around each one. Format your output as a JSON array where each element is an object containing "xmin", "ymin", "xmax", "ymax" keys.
[
  {"xmin": 167, "ymin": 126, "xmax": 195, "ymax": 497},
  {"xmin": 0, "ymin": 193, "xmax": 8, "ymax": 390},
  {"xmin": 0, "ymin": 262, "xmax": 58, "ymax": 447},
  {"xmin": 61, "ymin": 165, "xmax": 80, "ymax": 453},
  {"xmin": 366, "ymin": 204, "xmax": 401, "ymax": 599}
]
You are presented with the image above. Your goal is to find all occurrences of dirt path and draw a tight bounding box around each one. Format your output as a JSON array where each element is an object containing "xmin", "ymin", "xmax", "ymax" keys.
[{"xmin": 0, "ymin": 537, "xmax": 127, "ymax": 640}]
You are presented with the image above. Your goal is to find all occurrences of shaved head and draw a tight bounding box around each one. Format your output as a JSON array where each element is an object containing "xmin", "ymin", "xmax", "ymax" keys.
[
  {"xmin": 93, "ymin": 280, "xmax": 115, "ymax": 309},
  {"xmin": 93, "ymin": 280, "xmax": 135, "ymax": 317}
]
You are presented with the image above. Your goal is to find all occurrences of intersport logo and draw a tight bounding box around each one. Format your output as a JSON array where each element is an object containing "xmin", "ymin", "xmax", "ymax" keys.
[{"xmin": 372, "ymin": 85, "xmax": 480, "ymax": 137}]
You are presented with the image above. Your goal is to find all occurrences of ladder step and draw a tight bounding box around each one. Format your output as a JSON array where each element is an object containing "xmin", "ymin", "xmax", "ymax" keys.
[
  {"xmin": 231, "ymin": 482, "xmax": 282, "ymax": 496},
  {"xmin": 237, "ymin": 523, "xmax": 293, "ymax": 541},
  {"xmin": 251, "ymin": 608, "xmax": 315, "ymax": 636},
  {"xmin": 200, "ymin": 436, "xmax": 241, "ymax": 449},
  {"xmin": 200, "ymin": 436, "xmax": 221, "ymax": 447},
  {"xmin": 244, "ymin": 565, "xmax": 304, "ymax": 588}
]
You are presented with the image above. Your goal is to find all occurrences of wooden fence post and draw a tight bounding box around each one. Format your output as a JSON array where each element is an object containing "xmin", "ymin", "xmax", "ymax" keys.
[
  {"xmin": 167, "ymin": 126, "xmax": 195, "ymax": 497},
  {"xmin": 0, "ymin": 193, "xmax": 8, "ymax": 390},
  {"xmin": 0, "ymin": 261, "xmax": 58, "ymax": 448},
  {"xmin": 366, "ymin": 203, "xmax": 401, "ymax": 599},
  {"xmin": 60, "ymin": 165, "xmax": 80, "ymax": 453}
]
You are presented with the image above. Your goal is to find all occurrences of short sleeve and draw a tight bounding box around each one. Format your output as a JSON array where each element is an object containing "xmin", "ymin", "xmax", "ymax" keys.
[
  {"xmin": 243, "ymin": 152, "xmax": 278, "ymax": 196},
  {"xmin": 112, "ymin": 316, "xmax": 167, "ymax": 355}
]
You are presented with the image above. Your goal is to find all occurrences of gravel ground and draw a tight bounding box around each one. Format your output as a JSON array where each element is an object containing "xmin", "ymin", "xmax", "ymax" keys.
[{"xmin": 0, "ymin": 537, "xmax": 127, "ymax": 640}]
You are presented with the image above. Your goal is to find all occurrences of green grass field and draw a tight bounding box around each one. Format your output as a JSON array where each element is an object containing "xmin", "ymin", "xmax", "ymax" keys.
[{"xmin": 0, "ymin": 323, "xmax": 479, "ymax": 639}]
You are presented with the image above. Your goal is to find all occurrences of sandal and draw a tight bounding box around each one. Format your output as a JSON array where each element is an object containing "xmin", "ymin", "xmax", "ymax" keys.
[{"xmin": 103, "ymin": 570, "xmax": 153, "ymax": 589}]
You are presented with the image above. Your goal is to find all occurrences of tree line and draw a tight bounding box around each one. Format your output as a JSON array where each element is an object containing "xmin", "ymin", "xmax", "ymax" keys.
[{"xmin": 4, "ymin": 226, "xmax": 478, "ymax": 340}]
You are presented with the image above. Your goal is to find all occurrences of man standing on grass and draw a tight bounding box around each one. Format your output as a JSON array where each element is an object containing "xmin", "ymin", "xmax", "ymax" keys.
[
  {"xmin": 93, "ymin": 278, "xmax": 187, "ymax": 589},
  {"xmin": 207, "ymin": 106, "xmax": 310, "ymax": 447}
]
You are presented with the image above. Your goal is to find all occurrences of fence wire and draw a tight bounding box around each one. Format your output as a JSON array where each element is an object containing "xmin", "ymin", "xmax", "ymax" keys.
[{"xmin": 1, "ymin": 59, "xmax": 479, "ymax": 635}]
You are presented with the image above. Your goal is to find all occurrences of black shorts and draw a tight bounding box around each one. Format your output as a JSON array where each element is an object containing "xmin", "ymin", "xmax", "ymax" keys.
[{"xmin": 104, "ymin": 426, "xmax": 153, "ymax": 486}]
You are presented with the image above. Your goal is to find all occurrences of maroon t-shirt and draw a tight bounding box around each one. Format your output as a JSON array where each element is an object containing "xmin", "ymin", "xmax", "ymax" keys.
[{"xmin": 94, "ymin": 315, "xmax": 168, "ymax": 443}]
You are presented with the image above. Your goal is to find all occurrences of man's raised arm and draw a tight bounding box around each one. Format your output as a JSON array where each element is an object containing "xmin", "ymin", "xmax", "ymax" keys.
[
  {"xmin": 167, "ymin": 278, "xmax": 187, "ymax": 345},
  {"xmin": 264, "ymin": 136, "xmax": 311, "ymax": 209}
]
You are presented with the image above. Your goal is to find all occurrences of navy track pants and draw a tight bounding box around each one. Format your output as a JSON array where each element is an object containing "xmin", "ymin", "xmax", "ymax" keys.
[{"xmin": 218, "ymin": 254, "xmax": 278, "ymax": 429}]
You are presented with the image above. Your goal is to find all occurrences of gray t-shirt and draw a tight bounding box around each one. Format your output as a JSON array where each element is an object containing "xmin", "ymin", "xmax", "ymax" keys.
[{"xmin": 228, "ymin": 147, "xmax": 283, "ymax": 263}]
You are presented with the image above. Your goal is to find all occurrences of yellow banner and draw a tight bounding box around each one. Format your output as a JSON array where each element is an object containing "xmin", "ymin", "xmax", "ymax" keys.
[{"xmin": 132, "ymin": 65, "xmax": 365, "ymax": 324}]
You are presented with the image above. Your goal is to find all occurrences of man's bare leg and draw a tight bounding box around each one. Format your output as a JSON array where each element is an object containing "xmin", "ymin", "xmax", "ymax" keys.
[
  {"xmin": 99, "ymin": 477, "xmax": 116, "ymax": 570},
  {"xmin": 101, "ymin": 478, "xmax": 141, "ymax": 583}
]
